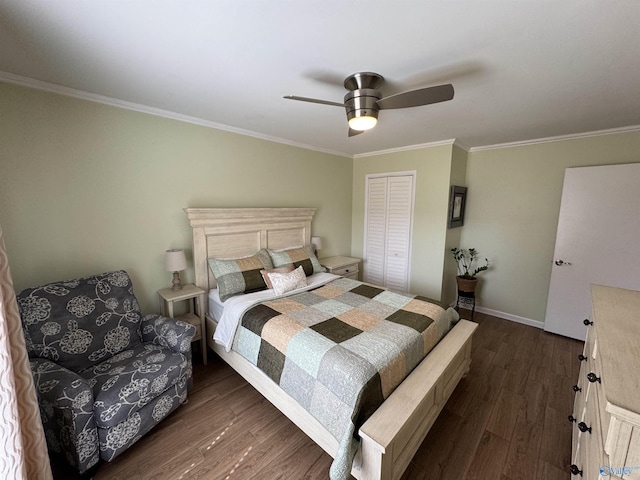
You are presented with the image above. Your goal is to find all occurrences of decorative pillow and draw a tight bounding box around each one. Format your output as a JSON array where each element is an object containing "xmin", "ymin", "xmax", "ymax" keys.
[
  {"xmin": 267, "ymin": 244, "xmax": 325, "ymax": 276},
  {"xmin": 208, "ymin": 249, "xmax": 273, "ymax": 302},
  {"xmin": 268, "ymin": 265, "xmax": 307, "ymax": 296},
  {"xmin": 260, "ymin": 264, "xmax": 295, "ymax": 289}
]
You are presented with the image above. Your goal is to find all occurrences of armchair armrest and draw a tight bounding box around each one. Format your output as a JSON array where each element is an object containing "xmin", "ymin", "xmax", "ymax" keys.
[
  {"xmin": 30, "ymin": 357, "xmax": 94, "ymax": 409},
  {"xmin": 140, "ymin": 314, "xmax": 196, "ymax": 354},
  {"xmin": 30, "ymin": 357, "xmax": 99, "ymax": 473}
]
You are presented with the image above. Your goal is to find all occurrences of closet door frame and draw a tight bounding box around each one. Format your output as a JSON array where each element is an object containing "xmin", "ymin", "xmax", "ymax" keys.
[{"xmin": 363, "ymin": 170, "xmax": 416, "ymax": 291}]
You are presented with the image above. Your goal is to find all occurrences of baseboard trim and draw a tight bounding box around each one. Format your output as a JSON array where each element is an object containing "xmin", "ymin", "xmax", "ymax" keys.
[
  {"xmin": 475, "ymin": 306, "xmax": 544, "ymax": 329},
  {"xmin": 452, "ymin": 302, "xmax": 545, "ymax": 329}
]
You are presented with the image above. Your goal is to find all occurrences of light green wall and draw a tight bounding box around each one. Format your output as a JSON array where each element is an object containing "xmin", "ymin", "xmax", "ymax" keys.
[
  {"xmin": 463, "ymin": 131, "xmax": 640, "ymax": 323},
  {"xmin": 442, "ymin": 144, "xmax": 468, "ymax": 306},
  {"xmin": 0, "ymin": 82, "xmax": 352, "ymax": 312},
  {"xmin": 351, "ymin": 145, "xmax": 454, "ymax": 300}
]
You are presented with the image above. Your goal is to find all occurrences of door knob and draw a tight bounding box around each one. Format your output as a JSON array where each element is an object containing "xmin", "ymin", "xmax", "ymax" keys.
[
  {"xmin": 577, "ymin": 421, "xmax": 592, "ymax": 434},
  {"xmin": 554, "ymin": 260, "xmax": 572, "ymax": 266},
  {"xmin": 587, "ymin": 372, "xmax": 601, "ymax": 383}
]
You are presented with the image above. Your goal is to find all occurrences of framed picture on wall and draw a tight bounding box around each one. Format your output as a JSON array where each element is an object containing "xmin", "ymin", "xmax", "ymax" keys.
[{"xmin": 448, "ymin": 185, "xmax": 467, "ymax": 228}]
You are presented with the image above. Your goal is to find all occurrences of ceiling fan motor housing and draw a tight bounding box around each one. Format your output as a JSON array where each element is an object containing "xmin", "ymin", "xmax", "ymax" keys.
[
  {"xmin": 343, "ymin": 72, "xmax": 384, "ymax": 90},
  {"xmin": 344, "ymin": 88, "xmax": 381, "ymax": 124}
]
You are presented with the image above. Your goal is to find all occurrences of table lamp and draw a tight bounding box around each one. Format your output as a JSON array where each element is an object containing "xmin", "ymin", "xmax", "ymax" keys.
[
  {"xmin": 165, "ymin": 248, "xmax": 187, "ymax": 290},
  {"xmin": 311, "ymin": 236, "xmax": 323, "ymax": 257}
]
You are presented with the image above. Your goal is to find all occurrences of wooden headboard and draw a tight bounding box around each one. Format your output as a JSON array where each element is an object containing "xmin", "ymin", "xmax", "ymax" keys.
[{"xmin": 184, "ymin": 208, "xmax": 316, "ymax": 295}]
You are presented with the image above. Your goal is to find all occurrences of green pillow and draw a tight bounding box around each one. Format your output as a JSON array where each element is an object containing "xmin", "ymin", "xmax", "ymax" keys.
[
  {"xmin": 208, "ymin": 249, "xmax": 273, "ymax": 301},
  {"xmin": 267, "ymin": 245, "xmax": 325, "ymax": 277}
]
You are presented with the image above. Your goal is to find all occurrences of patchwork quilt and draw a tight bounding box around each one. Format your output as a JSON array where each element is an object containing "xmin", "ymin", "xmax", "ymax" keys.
[{"xmin": 232, "ymin": 276, "xmax": 457, "ymax": 480}]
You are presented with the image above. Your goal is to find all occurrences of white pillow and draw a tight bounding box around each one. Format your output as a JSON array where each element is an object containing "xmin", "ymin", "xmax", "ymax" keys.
[{"xmin": 268, "ymin": 265, "xmax": 307, "ymax": 296}]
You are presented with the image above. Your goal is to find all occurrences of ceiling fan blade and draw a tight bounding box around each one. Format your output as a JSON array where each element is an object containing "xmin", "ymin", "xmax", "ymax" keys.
[
  {"xmin": 348, "ymin": 128, "xmax": 364, "ymax": 137},
  {"xmin": 376, "ymin": 84, "xmax": 454, "ymax": 110},
  {"xmin": 283, "ymin": 95, "xmax": 345, "ymax": 107},
  {"xmin": 303, "ymin": 69, "xmax": 346, "ymax": 88}
]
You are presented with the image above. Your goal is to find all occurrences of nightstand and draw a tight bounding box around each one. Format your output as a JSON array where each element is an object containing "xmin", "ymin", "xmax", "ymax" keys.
[
  {"xmin": 320, "ymin": 256, "xmax": 361, "ymax": 280},
  {"xmin": 157, "ymin": 284, "xmax": 207, "ymax": 365}
]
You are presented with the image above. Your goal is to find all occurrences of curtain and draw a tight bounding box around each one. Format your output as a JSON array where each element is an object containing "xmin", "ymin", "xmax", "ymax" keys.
[{"xmin": 0, "ymin": 226, "xmax": 52, "ymax": 480}]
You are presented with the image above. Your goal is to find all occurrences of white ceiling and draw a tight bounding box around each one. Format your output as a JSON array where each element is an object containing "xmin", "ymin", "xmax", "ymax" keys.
[{"xmin": 1, "ymin": 1, "xmax": 639, "ymax": 157}]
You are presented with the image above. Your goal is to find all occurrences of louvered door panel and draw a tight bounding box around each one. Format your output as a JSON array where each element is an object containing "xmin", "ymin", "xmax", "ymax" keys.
[
  {"xmin": 385, "ymin": 176, "xmax": 413, "ymax": 291},
  {"xmin": 364, "ymin": 177, "xmax": 388, "ymax": 286}
]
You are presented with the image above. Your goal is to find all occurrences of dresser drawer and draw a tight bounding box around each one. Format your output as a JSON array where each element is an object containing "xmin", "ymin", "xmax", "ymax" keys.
[
  {"xmin": 572, "ymin": 434, "xmax": 586, "ymax": 478},
  {"xmin": 572, "ymin": 359, "xmax": 588, "ymax": 449},
  {"xmin": 321, "ymin": 256, "xmax": 361, "ymax": 278},
  {"xmin": 591, "ymin": 349, "xmax": 611, "ymax": 449},
  {"xmin": 584, "ymin": 407, "xmax": 605, "ymax": 480},
  {"xmin": 331, "ymin": 264, "xmax": 359, "ymax": 277},
  {"xmin": 585, "ymin": 320, "xmax": 596, "ymax": 361},
  {"xmin": 573, "ymin": 390, "xmax": 605, "ymax": 479}
]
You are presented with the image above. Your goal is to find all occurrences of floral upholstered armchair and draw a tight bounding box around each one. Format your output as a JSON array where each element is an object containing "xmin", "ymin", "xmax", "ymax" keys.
[{"xmin": 17, "ymin": 270, "xmax": 196, "ymax": 474}]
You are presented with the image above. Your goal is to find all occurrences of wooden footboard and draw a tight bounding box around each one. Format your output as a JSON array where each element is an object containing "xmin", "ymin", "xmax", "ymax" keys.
[
  {"xmin": 355, "ymin": 319, "xmax": 476, "ymax": 480},
  {"xmin": 206, "ymin": 317, "xmax": 476, "ymax": 480}
]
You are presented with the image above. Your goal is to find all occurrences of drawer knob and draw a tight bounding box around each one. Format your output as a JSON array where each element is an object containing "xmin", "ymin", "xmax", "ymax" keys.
[
  {"xmin": 568, "ymin": 415, "xmax": 576, "ymax": 423},
  {"xmin": 577, "ymin": 421, "xmax": 592, "ymax": 434},
  {"xmin": 570, "ymin": 464, "xmax": 583, "ymax": 476},
  {"xmin": 583, "ymin": 319, "xmax": 593, "ymax": 326},
  {"xmin": 587, "ymin": 372, "xmax": 601, "ymax": 383},
  {"xmin": 578, "ymin": 354, "xmax": 587, "ymax": 361},
  {"xmin": 572, "ymin": 384, "xmax": 582, "ymax": 393}
]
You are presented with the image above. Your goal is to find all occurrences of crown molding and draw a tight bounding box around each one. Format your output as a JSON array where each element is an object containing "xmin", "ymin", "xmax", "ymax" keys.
[
  {"xmin": 5, "ymin": 71, "xmax": 636, "ymax": 159},
  {"xmin": 469, "ymin": 125, "xmax": 640, "ymax": 152},
  {"xmin": 452, "ymin": 139, "xmax": 471, "ymax": 152},
  {"xmin": 0, "ymin": 71, "xmax": 351, "ymax": 159},
  {"xmin": 353, "ymin": 138, "xmax": 460, "ymax": 159}
]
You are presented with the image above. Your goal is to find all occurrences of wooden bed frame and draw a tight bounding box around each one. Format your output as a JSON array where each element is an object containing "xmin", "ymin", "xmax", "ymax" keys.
[{"xmin": 185, "ymin": 207, "xmax": 477, "ymax": 480}]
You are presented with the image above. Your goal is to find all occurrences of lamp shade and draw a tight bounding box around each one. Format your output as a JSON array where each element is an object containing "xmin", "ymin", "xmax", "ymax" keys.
[
  {"xmin": 165, "ymin": 249, "xmax": 187, "ymax": 272},
  {"xmin": 311, "ymin": 236, "xmax": 323, "ymax": 252}
]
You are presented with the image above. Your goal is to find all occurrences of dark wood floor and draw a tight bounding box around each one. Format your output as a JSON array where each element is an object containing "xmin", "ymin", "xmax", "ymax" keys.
[{"xmin": 52, "ymin": 310, "xmax": 581, "ymax": 479}]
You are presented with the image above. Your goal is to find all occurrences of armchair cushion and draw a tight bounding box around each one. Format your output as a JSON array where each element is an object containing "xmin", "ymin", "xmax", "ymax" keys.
[
  {"xmin": 80, "ymin": 343, "xmax": 192, "ymax": 428},
  {"xmin": 98, "ymin": 380, "xmax": 188, "ymax": 462},
  {"xmin": 18, "ymin": 271, "xmax": 142, "ymax": 371},
  {"xmin": 140, "ymin": 313, "xmax": 196, "ymax": 354}
]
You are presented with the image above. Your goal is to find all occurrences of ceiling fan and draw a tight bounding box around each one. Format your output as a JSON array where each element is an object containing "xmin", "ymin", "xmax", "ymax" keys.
[{"xmin": 284, "ymin": 72, "xmax": 454, "ymax": 137}]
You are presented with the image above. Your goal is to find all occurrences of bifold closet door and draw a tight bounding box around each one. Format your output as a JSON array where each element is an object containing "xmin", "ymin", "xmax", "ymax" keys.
[{"xmin": 364, "ymin": 174, "xmax": 414, "ymax": 291}]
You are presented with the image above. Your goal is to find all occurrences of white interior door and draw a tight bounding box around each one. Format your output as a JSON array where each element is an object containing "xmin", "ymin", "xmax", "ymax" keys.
[
  {"xmin": 544, "ymin": 163, "xmax": 640, "ymax": 340},
  {"xmin": 363, "ymin": 173, "xmax": 415, "ymax": 291}
]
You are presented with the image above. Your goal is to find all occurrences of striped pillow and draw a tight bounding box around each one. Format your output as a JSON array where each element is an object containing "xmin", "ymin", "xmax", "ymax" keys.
[
  {"xmin": 208, "ymin": 249, "xmax": 273, "ymax": 302},
  {"xmin": 267, "ymin": 245, "xmax": 325, "ymax": 277}
]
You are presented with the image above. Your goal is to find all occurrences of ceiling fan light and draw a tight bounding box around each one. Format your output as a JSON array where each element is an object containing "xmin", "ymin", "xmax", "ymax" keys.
[{"xmin": 348, "ymin": 115, "xmax": 378, "ymax": 131}]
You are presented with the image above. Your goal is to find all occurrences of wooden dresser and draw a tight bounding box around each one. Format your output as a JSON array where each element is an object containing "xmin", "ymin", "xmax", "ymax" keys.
[{"xmin": 570, "ymin": 285, "xmax": 640, "ymax": 479}]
